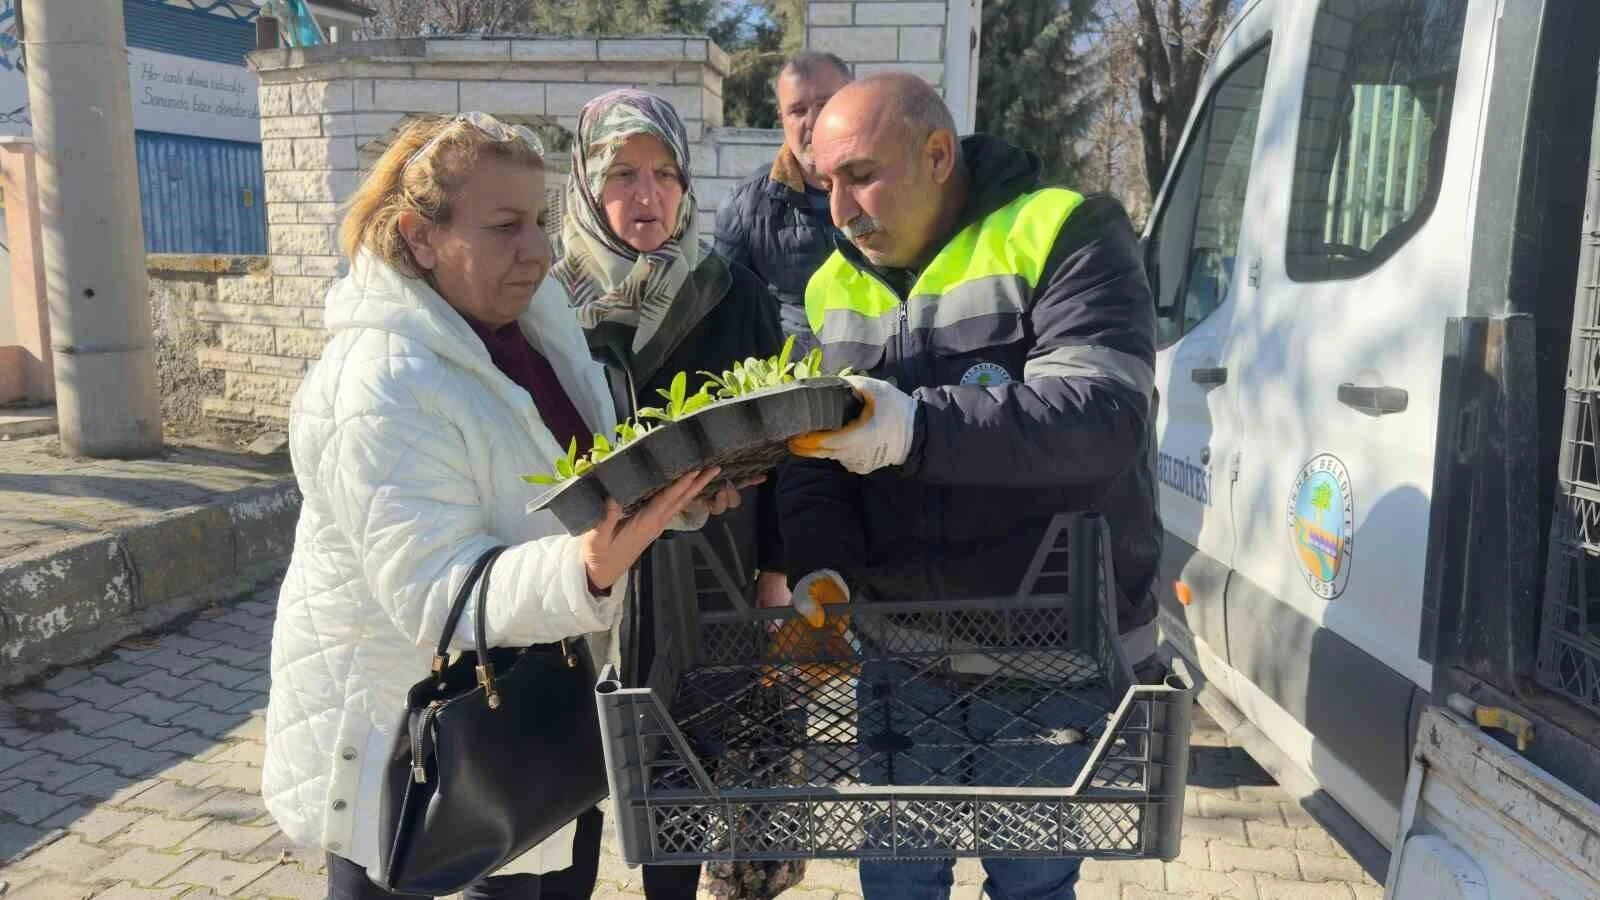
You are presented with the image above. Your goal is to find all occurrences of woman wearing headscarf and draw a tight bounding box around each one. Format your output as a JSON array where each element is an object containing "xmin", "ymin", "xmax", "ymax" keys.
[{"xmin": 552, "ymin": 90, "xmax": 805, "ymax": 900}]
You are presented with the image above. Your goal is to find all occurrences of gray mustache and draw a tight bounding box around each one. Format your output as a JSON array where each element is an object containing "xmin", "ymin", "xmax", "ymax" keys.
[{"xmin": 840, "ymin": 216, "xmax": 881, "ymax": 240}]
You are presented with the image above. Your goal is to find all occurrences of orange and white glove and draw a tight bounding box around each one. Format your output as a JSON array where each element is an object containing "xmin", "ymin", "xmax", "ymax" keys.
[
  {"xmin": 788, "ymin": 375, "xmax": 916, "ymax": 474},
  {"xmin": 790, "ymin": 568, "xmax": 851, "ymax": 627},
  {"xmin": 763, "ymin": 568, "xmax": 857, "ymax": 689}
]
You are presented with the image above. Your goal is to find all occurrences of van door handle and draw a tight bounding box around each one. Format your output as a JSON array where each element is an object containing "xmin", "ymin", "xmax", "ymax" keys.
[
  {"xmin": 1190, "ymin": 366, "xmax": 1228, "ymax": 386},
  {"xmin": 1338, "ymin": 383, "xmax": 1408, "ymax": 415}
]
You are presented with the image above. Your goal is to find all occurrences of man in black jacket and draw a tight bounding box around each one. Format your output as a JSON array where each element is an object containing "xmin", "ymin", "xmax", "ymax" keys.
[
  {"xmin": 713, "ymin": 51, "xmax": 852, "ymax": 349},
  {"xmin": 779, "ymin": 73, "xmax": 1161, "ymax": 900}
]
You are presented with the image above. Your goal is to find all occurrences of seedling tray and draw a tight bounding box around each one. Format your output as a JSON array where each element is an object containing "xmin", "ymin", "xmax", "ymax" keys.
[
  {"xmin": 594, "ymin": 513, "xmax": 1195, "ymax": 864},
  {"xmin": 531, "ymin": 378, "xmax": 859, "ymax": 536}
]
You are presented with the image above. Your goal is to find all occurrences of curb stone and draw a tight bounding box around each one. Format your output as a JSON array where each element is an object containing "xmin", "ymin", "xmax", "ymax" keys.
[{"xmin": 0, "ymin": 480, "xmax": 300, "ymax": 688}]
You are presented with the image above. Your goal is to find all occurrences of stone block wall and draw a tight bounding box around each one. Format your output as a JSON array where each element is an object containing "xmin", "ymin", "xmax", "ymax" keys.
[
  {"xmin": 194, "ymin": 9, "xmax": 974, "ymax": 430},
  {"xmin": 146, "ymin": 255, "xmax": 276, "ymax": 429},
  {"xmin": 808, "ymin": 0, "xmax": 947, "ymax": 88},
  {"xmin": 197, "ymin": 35, "xmax": 783, "ymax": 427},
  {"xmin": 805, "ymin": 0, "xmax": 978, "ymax": 132}
]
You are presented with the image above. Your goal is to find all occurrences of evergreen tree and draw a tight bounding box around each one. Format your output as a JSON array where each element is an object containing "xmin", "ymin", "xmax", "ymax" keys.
[
  {"xmin": 709, "ymin": 0, "xmax": 803, "ymax": 128},
  {"xmin": 976, "ymin": 0, "xmax": 1100, "ymax": 184}
]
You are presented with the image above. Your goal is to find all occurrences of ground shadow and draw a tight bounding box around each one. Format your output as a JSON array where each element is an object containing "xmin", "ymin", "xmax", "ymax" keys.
[{"xmin": 1187, "ymin": 742, "xmax": 1276, "ymax": 790}]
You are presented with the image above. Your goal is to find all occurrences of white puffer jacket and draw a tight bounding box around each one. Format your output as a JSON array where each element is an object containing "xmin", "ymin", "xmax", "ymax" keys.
[{"xmin": 262, "ymin": 250, "xmax": 623, "ymax": 878}]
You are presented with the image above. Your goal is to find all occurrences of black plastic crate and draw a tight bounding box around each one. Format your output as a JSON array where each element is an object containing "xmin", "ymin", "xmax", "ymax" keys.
[
  {"xmin": 594, "ymin": 514, "xmax": 1194, "ymax": 863},
  {"xmin": 1539, "ymin": 63, "xmax": 1600, "ymax": 715}
]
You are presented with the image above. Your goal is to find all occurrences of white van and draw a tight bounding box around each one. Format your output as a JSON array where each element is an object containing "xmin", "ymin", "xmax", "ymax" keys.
[{"xmin": 1144, "ymin": 0, "xmax": 1600, "ymax": 893}]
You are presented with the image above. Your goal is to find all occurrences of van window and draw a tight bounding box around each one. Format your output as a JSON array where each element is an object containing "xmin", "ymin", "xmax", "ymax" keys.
[
  {"xmin": 1148, "ymin": 43, "xmax": 1271, "ymax": 347},
  {"xmin": 1285, "ymin": 0, "xmax": 1469, "ymax": 282}
]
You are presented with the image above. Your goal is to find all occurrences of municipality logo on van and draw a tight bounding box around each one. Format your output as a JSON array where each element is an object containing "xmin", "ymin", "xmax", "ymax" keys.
[{"xmin": 1288, "ymin": 454, "xmax": 1354, "ymax": 600}]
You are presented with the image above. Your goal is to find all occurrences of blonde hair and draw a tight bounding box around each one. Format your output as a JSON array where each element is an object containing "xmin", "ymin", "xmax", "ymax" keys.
[{"xmin": 339, "ymin": 115, "xmax": 546, "ymax": 278}]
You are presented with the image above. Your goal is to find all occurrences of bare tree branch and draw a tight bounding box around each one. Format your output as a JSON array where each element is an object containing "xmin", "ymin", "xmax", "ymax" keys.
[
  {"xmin": 357, "ymin": 0, "xmax": 530, "ymax": 38},
  {"xmin": 1110, "ymin": 0, "xmax": 1235, "ymax": 200}
]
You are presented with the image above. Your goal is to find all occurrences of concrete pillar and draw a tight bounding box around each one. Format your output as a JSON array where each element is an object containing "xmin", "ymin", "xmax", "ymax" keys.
[
  {"xmin": 806, "ymin": 0, "xmax": 950, "ymax": 95},
  {"xmin": 0, "ymin": 140, "xmax": 54, "ymax": 404},
  {"xmin": 943, "ymin": 0, "xmax": 981, "ymax": 133},
  {"xmin": 21, "ymin": 0, "xmax": 162, "ymax": 456}
]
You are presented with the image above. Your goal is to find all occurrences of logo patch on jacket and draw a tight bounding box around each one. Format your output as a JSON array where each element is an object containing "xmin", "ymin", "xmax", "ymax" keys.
[{"xmin": 961, "ymin": 362, "xmax": 1012, "ymax": 387}]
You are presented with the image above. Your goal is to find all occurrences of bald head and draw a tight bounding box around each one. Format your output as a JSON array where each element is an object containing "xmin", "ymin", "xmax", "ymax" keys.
[
  {"xmin": 817, "ymin": 73, "xmax": 958, "ymax": 153},
  {"xmin": 810, "ymin": 72, "xmax": 966, "ymax": 268}
]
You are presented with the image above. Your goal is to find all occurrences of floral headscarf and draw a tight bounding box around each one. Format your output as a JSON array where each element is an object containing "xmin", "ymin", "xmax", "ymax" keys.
[{"xmin": 551, "ymin": 89, "xmax": 701, "ymax": 360}]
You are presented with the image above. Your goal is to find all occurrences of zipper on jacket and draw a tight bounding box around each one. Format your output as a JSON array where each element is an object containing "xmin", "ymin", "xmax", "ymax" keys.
[
  {"xmin": 857, "ymin": 264, "xmax": 912, "ymax": 387},
  {"xmin": 896, "ymin": 301, "xmax": 911, "ymax": 387},
  {"xmin": 411, "ymin": 700, "xmax": 442, "ymax": 783},
  {"xmin": 863, "ymin": 267, "xmax": 931, "ymax": 565}
]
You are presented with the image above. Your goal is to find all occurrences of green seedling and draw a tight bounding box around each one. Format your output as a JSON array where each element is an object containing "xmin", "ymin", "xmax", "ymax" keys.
[
  {"xmin": 523, "ymin": 437, "xmax": 592, "ymax": 485},
  {"xmin": 640, "ymin": 371, "xmax": 716, "ymax": 423},
  {"xmin": 615, "ymin": 420, "xmax": 654, "ymax": 447},
  {"xmin": 522, "ymin": 341, "xmax": 849, "ymax": 486},
  {"xmin": 701, "ymin": 335, "xmax": 834, "ymax": 399},
  {"xmin": 796, "ymin": 346, "xmax": 846, "ymax": 379}
]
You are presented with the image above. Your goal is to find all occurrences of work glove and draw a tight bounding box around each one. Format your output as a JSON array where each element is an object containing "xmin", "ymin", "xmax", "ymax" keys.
[
  {"xmin": 763, "ymin": 568, "xmax": 857, "ymax": 689},
  {"xmin": 789, "ymin": 568, "xmax": 851, "ymax": 626},
  {"xmin": 788, "ymin": 375, "xmax": 917, "ymax": 474}
]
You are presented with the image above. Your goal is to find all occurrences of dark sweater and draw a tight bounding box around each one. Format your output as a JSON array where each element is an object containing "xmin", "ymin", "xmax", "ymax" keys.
[{"xmin": 464, "ymin": 316, "xmax": 593, "ymax": 456}]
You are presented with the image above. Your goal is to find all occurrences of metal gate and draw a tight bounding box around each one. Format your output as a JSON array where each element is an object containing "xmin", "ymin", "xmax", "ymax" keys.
[{"xmin": 134, "ymin": 131, "xmax": 267, "ymax": 255}]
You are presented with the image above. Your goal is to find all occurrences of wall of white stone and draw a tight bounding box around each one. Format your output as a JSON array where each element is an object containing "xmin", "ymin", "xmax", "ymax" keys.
[
  {"xmin": 805, "ymin": 0, "xmax": 977, "ymax": 131},
  {"xmin": 199, "ymin": 36, "xmax": 784, "ymax": 424},
  {"xmin": 808, "ymin": 1, "xmax": 947, "ymax": 85},
  {"xmin": 202, "ymin": 2, "xmax": 973, "ymax": 427}
]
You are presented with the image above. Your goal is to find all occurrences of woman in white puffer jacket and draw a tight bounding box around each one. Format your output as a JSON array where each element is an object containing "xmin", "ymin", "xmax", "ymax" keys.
[{"xmin": 262, "ymin": 113, "xmax": 743, "ymax": 900}]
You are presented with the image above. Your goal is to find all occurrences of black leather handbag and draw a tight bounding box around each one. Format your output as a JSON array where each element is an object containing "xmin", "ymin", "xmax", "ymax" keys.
[{"xmin": 376, "ymin": 546, "xmax": 609, "ymax": 896}]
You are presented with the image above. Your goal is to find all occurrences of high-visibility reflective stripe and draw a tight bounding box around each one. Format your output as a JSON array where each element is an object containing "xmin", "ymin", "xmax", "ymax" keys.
[
  {"xmin": 819, "ymin": 305, "xmax": 899, "ymax": 348},
  {"xmin": 922, "ymin": 313, "xmax": 1026, "ymax": 356},
  {"xmin": 1024, "ymin": 344, "xmax": 1155, "ymax": 400},
  {"xmin": 819, "ymin": 340, "xmax": 887, "ymax": 373},
  {"xmin": 903, "ymin": 275, "xmax": 1028, "ymax": 333},
  {"xmin": 805, "ymin": 187, "xmax": 1085, "ymax": 340}
]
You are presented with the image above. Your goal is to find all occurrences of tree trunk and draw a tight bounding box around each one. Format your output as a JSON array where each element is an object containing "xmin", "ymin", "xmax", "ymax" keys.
[{"xmin": 1129, "ymin": 0, "xmax": 1232, "ymax": 199}]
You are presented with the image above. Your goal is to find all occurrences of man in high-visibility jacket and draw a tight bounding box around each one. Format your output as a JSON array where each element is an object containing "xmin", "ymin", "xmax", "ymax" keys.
[{"xmin": 778, "ymin": 73, "xmax": 1161, "ymax": 900}]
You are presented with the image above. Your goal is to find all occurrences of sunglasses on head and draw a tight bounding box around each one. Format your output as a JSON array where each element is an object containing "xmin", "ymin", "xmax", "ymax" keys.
[{"xmin": 403, "ymin": 111, "xmax": 545, "ymax": 172}]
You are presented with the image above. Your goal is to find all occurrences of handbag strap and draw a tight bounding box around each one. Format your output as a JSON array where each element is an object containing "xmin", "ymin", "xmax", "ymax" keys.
[
  {"xmin": 473, "ymin": 544, "xmax": 580, "ymax": 709},
  {"xmin": 430, "ymin": 545, "xmax": 509, "ymax": 678}
]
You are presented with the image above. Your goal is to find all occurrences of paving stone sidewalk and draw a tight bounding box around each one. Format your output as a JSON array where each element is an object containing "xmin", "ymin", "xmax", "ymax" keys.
[
  {"xmin": 0, "ymin": 435, "xmax": 290, "ymax": 560},
  {"xmin": 0, "ymin": 578, "xmax": 1383, "ymax": 900}
]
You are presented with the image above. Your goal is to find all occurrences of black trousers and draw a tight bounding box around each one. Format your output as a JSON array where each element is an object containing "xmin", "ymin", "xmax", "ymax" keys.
[
  {"xmin": 641, "ymin": 862, "xmax": 701, "ymax": 899},
  {"xmin": 326, "ymin": 807, "xmax": 604, "ymax": 900}
]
